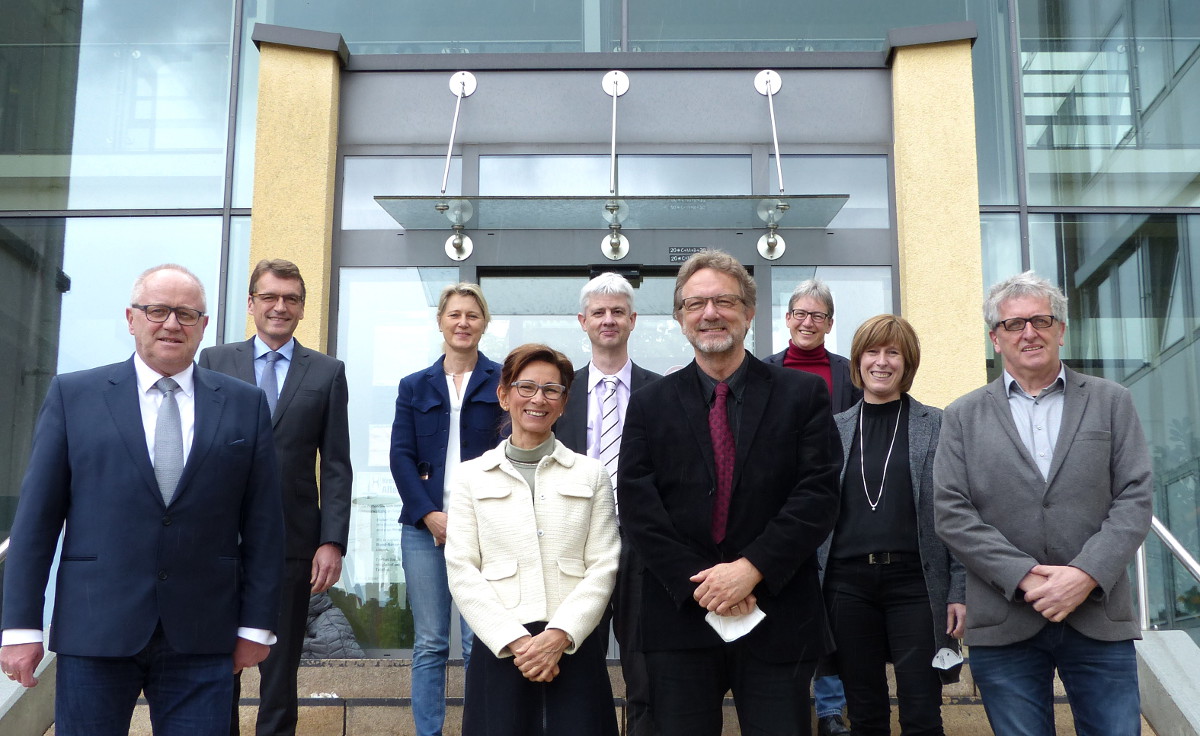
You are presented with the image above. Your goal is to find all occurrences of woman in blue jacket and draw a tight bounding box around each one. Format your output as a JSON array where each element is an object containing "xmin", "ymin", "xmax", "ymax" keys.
[{"xmin": 390, "ymin": 282, "xmax": 504, "ymax": 736}]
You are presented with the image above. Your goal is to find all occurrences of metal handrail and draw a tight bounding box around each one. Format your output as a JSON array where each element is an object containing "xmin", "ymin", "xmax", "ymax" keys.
[
  {"xmin": 1136, "ymin": 515, "xmax": 1200, "ymax": 630},
  {"xmin": 0, "ymin": 536, "xmax": 8, "ymax": 563}
]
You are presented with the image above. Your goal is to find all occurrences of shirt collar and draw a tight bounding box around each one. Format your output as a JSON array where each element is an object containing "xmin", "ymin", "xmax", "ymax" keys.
[
  {"xmin": 253, "ymin": 335, "xmax": 295, "ymax": 362},
  {"xmin": 587, "ymin": 358, "xmax": 633, "ymax": 393},
  {"xmin": 133, "ymin": 352, "xmax": 195, "ymax": 398},
  {"xmin": 695, "ymin": 351, "xmax": 750, "ymax": 403},
  {"xmin": 1002, "ymin": 364, "xmax": 1066, "ymax": 399}
]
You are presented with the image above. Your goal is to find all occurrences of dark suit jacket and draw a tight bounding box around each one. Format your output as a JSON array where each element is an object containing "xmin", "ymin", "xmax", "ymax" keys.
[
  {"xmin": 390, "ymin": 353, "xmax": 504, "ymax": 527},
  {"xmin": 827, "ymin": 396, "xmax": 965, "ymax": 669},
  {"xmin": 555, "ymin": 362, "xmax": 662, "ymax": 454},
  {"xmin": 1, "ymin": 358, "xmax": 284, "ymax": 657},
  {"xmin": 934, "ymin": 367, "xmax": 1153, "ymax": 646},
  {"xmin": 765, "ymin": 347, "xmax": 862, "ymax": 414},
  {"xmin": 618, "ymin": 355, "xmax": 841, "ymax": 662},
  {"xmin": 199, "ymin": 338, "xmax": 352, "ymax": 561}
]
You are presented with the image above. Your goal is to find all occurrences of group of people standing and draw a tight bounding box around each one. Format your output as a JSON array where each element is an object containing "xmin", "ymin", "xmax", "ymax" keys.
[{"xmin": 0, "ymin": 246, "xmax": 1152, "ymax": 736}]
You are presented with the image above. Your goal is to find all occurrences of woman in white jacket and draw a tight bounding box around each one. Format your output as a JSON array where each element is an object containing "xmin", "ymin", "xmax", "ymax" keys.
[{"xmin": 446, "ymin": 343, "xmax": 620, "ymax": 736}]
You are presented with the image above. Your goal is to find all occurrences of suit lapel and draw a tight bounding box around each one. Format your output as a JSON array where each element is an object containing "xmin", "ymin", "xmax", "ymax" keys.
[
  {"xmin": 104, "ymin": 359, "xmax": 160, "ymax": 501},
  {"xmin": 907, "ymin": 398, "xmax": 933, "ymax": 503},
  {"xmin": 273, "ymin": 339, "xmax": 310, "ymax": 427},
  {"xmin": 1046, "ymin": 369, "xmax": 1088, "ymax": 486},
  {"xmin": 984, "ymin": 378, "xmax": 1042, "ymax": 475},
  {"xmin": 835, "ymin": 403, "xmax": 860, "ymax": 485},
  {"xmin": 734, "ymin": 360, "xmax": 771, "ymax": 490},
  {"xmin": 461, "ymin": 355, "xmax": 493, "ymax": 403},
  {"xmin": 176, "ymin": 368, "xmax": 225, "ymax": 504},
  {"xmin": 677, "ymin": 364, "xmax": 717, "ymax": 488},
  {"xmin": 233, "ymin": 339, "xmax": 257, "ymax": 384}
]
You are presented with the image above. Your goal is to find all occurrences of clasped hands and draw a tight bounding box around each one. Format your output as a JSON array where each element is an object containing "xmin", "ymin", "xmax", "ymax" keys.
[
  {"xmin": 1019, "ymin": 564, "xmax": 1097, "ymax": 623},
  {"xmin": 690, "ymin": 558, "xmax": 763, "ymax": 616},
  {"xmin": 508, "ymin": 628, "xmax": 570, "ymax": 683}
]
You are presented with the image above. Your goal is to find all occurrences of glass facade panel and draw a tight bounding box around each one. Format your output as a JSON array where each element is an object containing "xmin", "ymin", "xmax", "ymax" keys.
[
  {"xmin": 57, "ymin": 217, "xmax": 224, "ymax": 374},
  {"xmin": 343, "ymin": 157, "xmax": 462, "ymax": 230},
  {"xmin": 478, "ymin": 155, "xmax": 751, "ymax": 197},
  {"xmin": 770, "ymin": 156, "xmax": 889, "ymax": 229},
  {"xmin": 1019, "ymin": 0, "xmax": 1200, "ymax": 207},
  {"xmin": 223, "ymin": 216, "xmax": 253, "ymax": 344},
  {"xmin": 769, "ymin": 266, "xmax": 893, "ymax": 358},
  {"xmin": 334, "ymin": 266, "xmax": 457, "ymax": 650},
  {"xmin": 64, "ymin": 0, "xmax": 235, "ymax": 209}
]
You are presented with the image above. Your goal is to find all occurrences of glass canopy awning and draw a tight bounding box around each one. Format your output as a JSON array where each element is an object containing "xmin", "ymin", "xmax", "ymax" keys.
[{"xmin": 374, "ymin": 194, "xmax": 849, "ymax": 231}]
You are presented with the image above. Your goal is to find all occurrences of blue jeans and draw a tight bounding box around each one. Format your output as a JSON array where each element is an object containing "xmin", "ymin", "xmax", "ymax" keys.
[
  {"xmin": 56, "ymin": 624, "xmax": 232, "ymax": 736},
  {"xmin": 970, "ymin": 622, "xmax": 1140, "ymax": 736},
  {"xmin": 402, "ymin": 524, "xmax": 474, "ymax": 736},
  {"xmin": 813, "ymin": 675, "xmax": 846, "ymax": 718}
]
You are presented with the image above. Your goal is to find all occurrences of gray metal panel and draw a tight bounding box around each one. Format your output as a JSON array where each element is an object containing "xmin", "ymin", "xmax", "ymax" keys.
[{"xmin": 340, "ymin": 68, "xmax": 891, "ymax": 147}]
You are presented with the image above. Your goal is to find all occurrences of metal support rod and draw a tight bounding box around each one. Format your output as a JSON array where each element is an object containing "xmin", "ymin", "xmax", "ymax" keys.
[
  {"xmin": 1152, "ymin": 515, "xmax": 1200, "ymax": 583},
  {"xmin": 603, "ymin": 71, "xmax": 628, "ymax": 195},
  {"xmin": 766, "ymin": 77, "xmax": 784, "ymax": 193},
  {"xmin": 1135, "ymin": 545, "xmax": 1151, "ymax": 630},
  {"xmin": 441, "ymin": 72, "xmax": 476, "ymax": 195}
]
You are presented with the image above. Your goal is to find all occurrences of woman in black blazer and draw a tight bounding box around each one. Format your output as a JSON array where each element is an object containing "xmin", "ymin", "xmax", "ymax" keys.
[
  {"xmin": 822, "ymin": 314, "xmax": 966, "ymax": 736},
  {"xmin": 389, "ymin": 282, "xmax": 504, "ymax": 736}
]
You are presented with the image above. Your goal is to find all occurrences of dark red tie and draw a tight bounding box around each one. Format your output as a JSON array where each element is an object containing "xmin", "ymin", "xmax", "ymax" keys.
[{"xmin": 709, "ymin": 382, "xmax": 735, "ymax": 543}]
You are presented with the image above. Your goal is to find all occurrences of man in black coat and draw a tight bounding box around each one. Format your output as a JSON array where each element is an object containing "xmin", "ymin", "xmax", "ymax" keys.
[
  {"xmin": 200, "ymin": 259, "xmax": 352, "ymax": 736},
  {"xmin": 619, "ymin": 251, "xmax": 841, "ymax": 736}
]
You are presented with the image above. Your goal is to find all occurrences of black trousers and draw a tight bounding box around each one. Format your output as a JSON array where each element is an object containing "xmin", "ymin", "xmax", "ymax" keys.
[
  {"xmin": 462, "ymin": 621, "xmax": 618, "ymax": 736},
  {"xmin": 613, "ymin": 542, "xmax": 658, "ymax": 736},
  {"xmin": 231, "ymin": 558, "xmax": 311, "ymax": 736},
  {"xmin": 825, "ymin": 557, "xmax": 944, "ymax": 736},
  {"xmin": 644, "ymin": 644, "xmax": 817, "ymax": 736}
]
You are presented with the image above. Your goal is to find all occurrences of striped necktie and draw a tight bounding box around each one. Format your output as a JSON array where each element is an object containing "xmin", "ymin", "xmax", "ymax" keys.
[{"xmin": 598, "ymin": 376, "xmax": 621, "ymax": 490}]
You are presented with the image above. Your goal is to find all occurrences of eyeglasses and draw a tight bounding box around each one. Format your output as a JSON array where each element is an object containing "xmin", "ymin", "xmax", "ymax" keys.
[
  {"xmin": 251, "ymin": 293, "xmax": 304, "ymax": 307},
  {"xmin": 131, "ymin": 304, "xmax": 204, "ymax": 326},
  {"xmin": 788, "ymin": 309, "xmax": 829, "ymax": 324},
  {"xmin": 995, "ymin": 315, "xmax": 1058, "ymax": 332},
  {"xmin": 679, "ymin": 294, "xmax": 745, "ymax": 313},
  {"xmin": 509, "ymin": 380, "xmax": 567, "ymax": 401}
]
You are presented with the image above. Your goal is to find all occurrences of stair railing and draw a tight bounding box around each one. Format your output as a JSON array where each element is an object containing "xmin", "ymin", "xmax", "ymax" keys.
[{"xmin": 1135, "ymin": 515, "xmax": 1200, "ymax": 630}]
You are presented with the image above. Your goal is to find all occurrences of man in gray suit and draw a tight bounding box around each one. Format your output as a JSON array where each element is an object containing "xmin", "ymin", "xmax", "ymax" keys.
[
  {"xmin": 200, "ymin": 259, "xmax": 352, "ymax": 736},
  {"xmin": 933, "ymin": 271, "xmax": 1152, "ymax": 736}
]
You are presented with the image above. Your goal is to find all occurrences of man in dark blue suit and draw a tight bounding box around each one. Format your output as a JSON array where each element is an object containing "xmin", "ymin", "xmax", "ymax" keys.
[{"xmin": 0, "ymin": 264, "xmax": 284, "ymax": 736}]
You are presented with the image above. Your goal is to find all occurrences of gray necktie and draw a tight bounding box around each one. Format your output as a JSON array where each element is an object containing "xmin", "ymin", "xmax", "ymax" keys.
[
  {"xmin": 260, "ymin": 351, "xmax": 281, "ymax": 415},
  {"xmin": 154, "ymin": 377, "xmax": 184, "ymax": 506}
]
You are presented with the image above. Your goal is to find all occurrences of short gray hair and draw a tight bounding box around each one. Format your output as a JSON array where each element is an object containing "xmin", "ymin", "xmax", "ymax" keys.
[
  {"xmin": 130, "ymin": 264, "xmax": 207, "ymax": 311},
  {"xmin": 983, "ymin": 271, "xmax": 1068, "ymax": 327},
  {"xmin": 579, "ymin": 272, "xmax": 635, "ymax": 314},
  {"xmin": 788, "ymin": 278, "xmax": 834, "ymax": 318}
]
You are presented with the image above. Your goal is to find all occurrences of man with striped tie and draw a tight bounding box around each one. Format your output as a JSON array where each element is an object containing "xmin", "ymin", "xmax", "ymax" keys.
[{"xmin": 556, "ymin": 271, "xmax": 661, "ymax": 736}]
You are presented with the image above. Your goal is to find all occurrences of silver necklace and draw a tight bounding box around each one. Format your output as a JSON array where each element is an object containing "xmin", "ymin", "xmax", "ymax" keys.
[{"xmin": 858, "ymin": 400, "xmax": 903, "ymax": 512}]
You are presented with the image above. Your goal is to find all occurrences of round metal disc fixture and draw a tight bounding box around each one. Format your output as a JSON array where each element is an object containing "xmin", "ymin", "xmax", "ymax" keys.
[
  {"xmin": 756, "ymin": 198, "xmax": 791, "ymax": 225},
  {"xmin": 448, "ymin": 71, "xmax": 477, "ymax": 97},
  {"xmin": 435, "ymin": 199, "xmax": 474, "ymax": 226},
  {"xmin": 445, "ymin": 233, "xmax": 474, "ymax": 261},
  {"xmin": 601, "ymin": 198, "xmax": 629, "ymax": 225},
  {"xmin": 602, "ymin": 232, "xmax": 630, "ymax": 260},
  {"xmin": 603, "ymin": 70, "xmax": 629, "ymax": 97},
  {"xmin": 757, "ymin": 232, "xmax": 786, "ymax": 260},
  {"xmin": 754, "ymin": 69, "xmax": 782, "ymax": 96}
]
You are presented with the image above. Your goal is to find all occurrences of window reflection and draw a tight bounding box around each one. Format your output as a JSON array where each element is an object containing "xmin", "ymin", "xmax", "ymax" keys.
[
  {"xmin": 479, "ymin": 155, "xmax": 751, "ymax": 197},
  {"xmin": 770, "ymin": 156, "xmax": 889, "ymax": 229},
  {"xmin": 342, "ymin": 157, "xmax": 461, "ymax": 230}
]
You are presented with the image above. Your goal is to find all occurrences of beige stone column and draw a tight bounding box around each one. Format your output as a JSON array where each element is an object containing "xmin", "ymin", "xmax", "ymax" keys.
[
  {"xmin": 891, "ymin": 36, "xmax": 986, "ymax": 408},
  {"xmin": 247, "ymin": 34, "xmax": 344, "ymax": 352}
]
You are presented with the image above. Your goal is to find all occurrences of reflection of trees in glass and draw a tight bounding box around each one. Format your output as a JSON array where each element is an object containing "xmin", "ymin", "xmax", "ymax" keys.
[
  {"xmin": 329, "ymin": 584, "xmax": 415, "ymax": 650},
  {"xmin": 1151, "ymin": 418, "xmax": 1200, "ymax": 625}
]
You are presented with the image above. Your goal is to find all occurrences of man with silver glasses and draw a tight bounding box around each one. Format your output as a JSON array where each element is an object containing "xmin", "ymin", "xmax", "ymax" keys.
[
  {"xmin": 2, "ymin": 264, "xmax": 283, "ymax": 735},
  {"xmin": 619, "ymin": 250, "xmax": 840, "ymax": 736},
  {"xmin": 934, "ymin": 271, "xmax": 1152, "ymax": 736}
]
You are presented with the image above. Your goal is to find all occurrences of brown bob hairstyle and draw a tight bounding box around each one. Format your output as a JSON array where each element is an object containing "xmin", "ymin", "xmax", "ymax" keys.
[
  {"xmin": 498, "ymin": 343, "xmax": 576, "ymax": 398},
  {"xmin": 849, "ymin": 314, "xmax": 922, "ymax": 395}
]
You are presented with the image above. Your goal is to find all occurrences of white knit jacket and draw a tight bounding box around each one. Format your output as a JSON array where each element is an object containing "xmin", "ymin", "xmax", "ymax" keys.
[{"xmin": 445, "ymin": 439, "xmax": 620, "ymax": 657}]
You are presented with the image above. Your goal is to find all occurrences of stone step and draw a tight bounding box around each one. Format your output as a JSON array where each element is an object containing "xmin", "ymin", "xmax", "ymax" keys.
[{"xmin": 46, "ymin": 659, "xmax": 1158, "ymax": 735}]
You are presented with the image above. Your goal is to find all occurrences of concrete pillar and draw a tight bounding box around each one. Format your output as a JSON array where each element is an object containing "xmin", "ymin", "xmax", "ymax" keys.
[
  {"xmin": 890, "ymin": 33, "xmax": 986, "ymax": 408},
  {"xmin": 248, "ymin": 28, "xmax": 346, "ymax": 352}
]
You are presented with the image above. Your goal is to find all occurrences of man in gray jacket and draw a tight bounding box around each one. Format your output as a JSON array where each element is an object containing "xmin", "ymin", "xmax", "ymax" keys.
[{"xmin": 933, "ymin": 271, "xmax": 1152, "ymax": 736}]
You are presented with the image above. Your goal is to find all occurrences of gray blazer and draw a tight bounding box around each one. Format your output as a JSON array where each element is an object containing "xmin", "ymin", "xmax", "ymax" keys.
[
  {"xmin": 933, "ymin": 367, "xmax": 1153, "ymax": 647},
  {"xmin": 825, "ymin": 396, "xmax": 965, "ymax": 665}
]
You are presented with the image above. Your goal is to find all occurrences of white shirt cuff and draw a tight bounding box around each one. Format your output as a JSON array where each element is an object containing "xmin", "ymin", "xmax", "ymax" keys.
[
  {"xmin": 237, "ymin": 627, "xmax": 277, "ymax": 646},
  {"xmin": 1, "ymin": 629, "xmax": 44, "ymax": 646}
]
